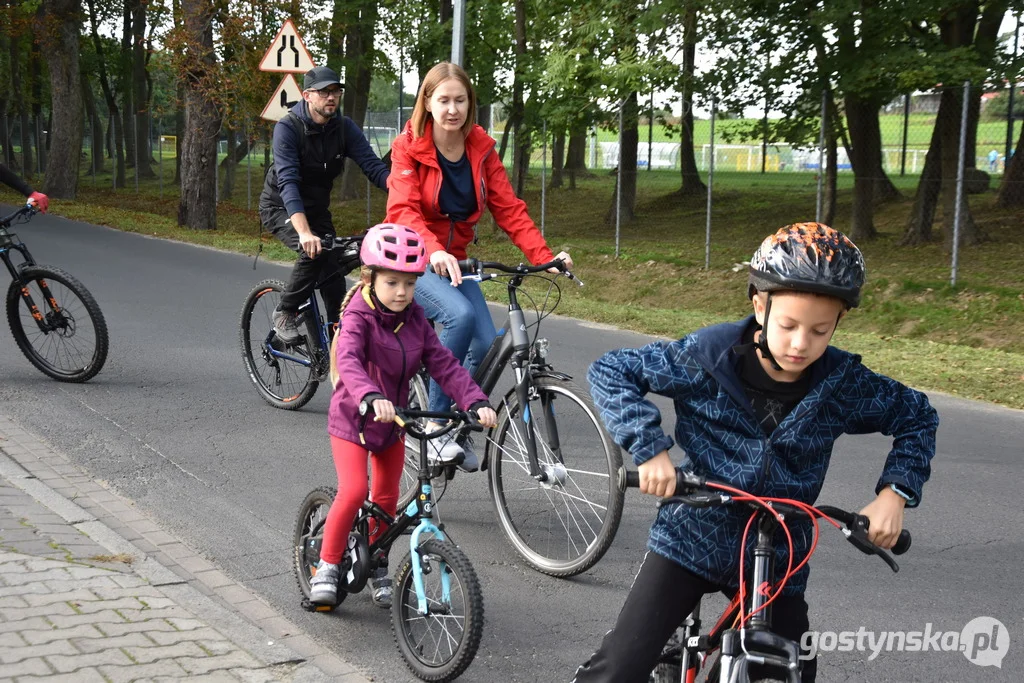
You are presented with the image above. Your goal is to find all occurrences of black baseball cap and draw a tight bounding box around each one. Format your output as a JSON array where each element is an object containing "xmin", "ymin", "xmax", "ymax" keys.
[{"xmin": 303, "ymin": 66, "xmax": 344, "ymax": 91}]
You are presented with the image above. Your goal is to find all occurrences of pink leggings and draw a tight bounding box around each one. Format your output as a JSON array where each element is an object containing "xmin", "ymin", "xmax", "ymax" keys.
[{"xmin": 320, "ymin": 435, "xmax": 406, "ymax": 565}]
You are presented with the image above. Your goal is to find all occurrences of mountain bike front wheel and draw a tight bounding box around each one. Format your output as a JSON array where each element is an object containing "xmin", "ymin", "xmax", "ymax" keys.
[
  {"xmin": 392, "ymin": 538, "xmax": 484, "ymax": 682},
  {"xmin": 239, "ymin": 279, "xmax": 319, "ymax": 410},
  {"xmin": 6, "ymin": 265, "xmax": 108, "ymax": 382},
  {"xmin": 488, "ymin": 376, "xmax": 624, "ymax": 577}
]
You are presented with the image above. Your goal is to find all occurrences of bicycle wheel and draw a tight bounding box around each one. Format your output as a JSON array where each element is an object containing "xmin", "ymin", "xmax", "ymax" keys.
[
  {"xmin": 650, "ymin": 661, "xmax": 683, "ymax": 683},
  {"xmin": 488, "ymin": 376, "xmax": 624, "ymax": 577},
  {"xmin": 239, "ymin": 279, "xmax": 319, "ymax": 410},
  {"xmin": 392, "ymin": 538, "xmax": 484, "ymax": 682},
  {"xmin": 6, "ymin": 265, "xmax": 108, "ymax": 383},
  {"xmin": 292, "ymin": 486, "xmax": 346, "ymax": 607},
  {"xmin": 397, "ymin": 372, "xmax": 448, "ymax": 510}
]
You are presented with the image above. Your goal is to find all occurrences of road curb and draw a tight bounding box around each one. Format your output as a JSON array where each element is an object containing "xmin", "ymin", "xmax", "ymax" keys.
[{"xmin": 0, "ymin": 412, "xmax": 372, "ymax": 682}]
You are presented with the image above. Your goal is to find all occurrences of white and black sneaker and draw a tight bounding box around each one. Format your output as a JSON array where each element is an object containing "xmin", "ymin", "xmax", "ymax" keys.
[
  {"xmin": 309, "ymin": 560, "xmax": 339, "ymax": 605},
  {"xmin": 370, "ymin": 566, "xmax": 393, "ymax": 608},
  {"xmin": 426, "ymin": 426, "xmax": 465, "ymax": 467}
]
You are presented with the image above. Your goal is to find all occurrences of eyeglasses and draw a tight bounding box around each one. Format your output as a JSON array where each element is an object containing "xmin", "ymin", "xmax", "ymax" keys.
[{"xmin": 312, "ymin": 87, "xmax": 342, "ymax": 98}]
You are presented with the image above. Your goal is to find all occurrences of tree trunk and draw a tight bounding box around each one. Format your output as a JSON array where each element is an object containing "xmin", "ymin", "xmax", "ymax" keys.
[
  {"xmin": 82, "ymin": 73, "xmax": 105, "ymax": 173},
  {"xmin": 221, "ymin": 126, "xmax": 236, "ymax": 200},
  {"xmin": 38, "ymin": 0, "xmax": 83, "ymax": 198},
  {"xmin": 550, "ymin": 130, "xmax": 565, "ymax": 189},
  {"xmin": 509, "ymin": 0, "xmax": 528, "ymax": 196},
  {"xmin": 902, "ymin": 116, "xmax": 942, "ymax": 245},
  {"xmin": 938, "ymin": 87, "xmax": 980, "ymax": 249},
  {"xmin": 31, "ymin": 37, "xmax": 46, "ymax": 174},
  {"xmin": 565, "ymin": 126, "xmax": 588, "ymax": 189},
  {"xmin": 338, "ymin": 0, "xmax": 378, "ymax": 203},
  {"xmin": 843, "ymin": 94, "xmax": 879, "ymax": 241},
  {"xmin": 121, "ymin": 0, "xmax": 136, "ymax": 170},
  {"xmin": 174, "ymin": 80, "xmax": 184, "ymax": 184},
  {"xmin": 131, "ymin": 0, "xmax": 154, "ymax": 178},
  {"xmin": 997, "ymin": 114, "xmax": 1024, "ymax": 206},
  {"xmin": 10, "ymin": 35, "xmax": 32, "ymax": 177},
  {"xmin": 87, "ymin": 0, "xmax": 126, "ymax": 186},
  {"xmin": 677, "ymin": 1, "xmax": 705, "ymax": 195},
  {"xmin": 606, "ymin": 92, "xmax": 638, "ymax": 225},
  {"xmin": 178, "ymin": 0, "xmax": 221, "ymax": 230}
]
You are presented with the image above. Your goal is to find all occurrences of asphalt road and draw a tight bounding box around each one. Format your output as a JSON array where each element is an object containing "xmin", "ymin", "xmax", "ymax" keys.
[{"xmin": 1, "ymin": 208, "xmax": 1021, "ymax": 682}]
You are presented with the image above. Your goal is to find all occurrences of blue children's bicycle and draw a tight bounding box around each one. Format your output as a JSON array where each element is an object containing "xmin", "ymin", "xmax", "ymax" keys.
[{"xmin": 293, "ymin": 406, "xmax": 485, "ymax": 682}]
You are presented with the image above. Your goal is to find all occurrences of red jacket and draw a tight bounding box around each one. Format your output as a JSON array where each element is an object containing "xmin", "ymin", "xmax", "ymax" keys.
[{"xmin": 385, "ymin": 119, "xmax": 555, "ymax": 263}]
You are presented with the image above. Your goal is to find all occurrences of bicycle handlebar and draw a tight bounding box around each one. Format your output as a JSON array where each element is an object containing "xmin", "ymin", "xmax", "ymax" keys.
[
  {"xmin": 623, "ymin": 469, "xmax": 911, "ymax": 570},
  {"xmin": 0, "ymin": 204, "xmax": 37, "ymax": 229},
  {"xmin": 318, "ymin": 234, "xmax": 363, "ymax": 251},
  {"xmin": 358, "ymin": 402, "xmax": 485, "ymax": 439},
  {"xmin": 433, "ymin": 257, "xmax": 584, "ymax": 287}
]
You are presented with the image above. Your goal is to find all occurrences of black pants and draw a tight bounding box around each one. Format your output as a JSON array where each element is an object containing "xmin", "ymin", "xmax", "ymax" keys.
[
  {"xmin": 261, "ymin": 207, "xmax": 348, "ymax": 323},
  {"xmin": 572, "ymin": 553, "xmax": 816, "ymax": 683}
]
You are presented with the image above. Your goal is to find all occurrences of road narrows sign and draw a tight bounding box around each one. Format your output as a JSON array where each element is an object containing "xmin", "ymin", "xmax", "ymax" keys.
[{"xmin": 258, "ymin": 19, "xmax": 315, "ymax": 74}]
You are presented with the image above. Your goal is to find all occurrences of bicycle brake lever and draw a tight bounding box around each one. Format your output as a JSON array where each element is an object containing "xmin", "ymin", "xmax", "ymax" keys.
[{"xmin": 842, "ymin": 527, "xmax": 900, "ymax": 573}]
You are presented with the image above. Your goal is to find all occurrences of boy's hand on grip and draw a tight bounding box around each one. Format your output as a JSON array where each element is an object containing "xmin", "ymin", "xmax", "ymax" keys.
[
  {"xmin": 639, "ymin": 451, "xmax": 676, "ymax": 498},
  {"xmin": 859, "ymin": 488, "xmax": 906, "ymax": 550}
]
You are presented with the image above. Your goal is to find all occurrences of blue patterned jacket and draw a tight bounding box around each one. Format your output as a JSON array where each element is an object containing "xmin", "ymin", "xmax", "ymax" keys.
[{"xmin": 588, "ymin": 316, "xmax": 937, "ymax": 595}]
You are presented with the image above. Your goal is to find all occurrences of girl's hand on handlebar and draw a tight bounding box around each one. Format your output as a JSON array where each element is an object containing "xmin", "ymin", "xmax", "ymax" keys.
[
  {"xmin": 638, "ymin": 451, "xmax": 676, "ymax": 498},
  {"xmin": 430, "ymin": 250, "xmax": 463, "ymax": 286},
  {"xmin": 859, "ymin": 489, "xmax": 906, "ymax": 550},
  {"xmin": 372, "ymin": 398, "xmax": 396, "ymax": 423},
  {"xmin": 547, "ymin": 251, "xmax": 574, "ymax": 274},
  {"xmin": 475, "ymin": 407, "xmax": 497, "ymax": 428}
]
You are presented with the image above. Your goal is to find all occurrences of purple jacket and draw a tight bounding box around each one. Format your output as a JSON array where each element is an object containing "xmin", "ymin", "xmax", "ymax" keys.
[{"xmin": 328, "ymin": 286, "xmax": 489, "ymax": 451}]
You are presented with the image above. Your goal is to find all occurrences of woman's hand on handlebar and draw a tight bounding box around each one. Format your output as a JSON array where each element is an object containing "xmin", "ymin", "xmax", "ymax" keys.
[
  {"xmin": 371, "ymin": 398, "xmax": 396, "ymax": 423},
  {"xmin": 858, "ymin": 489, "xmax": 907, "ymax": 550},
  {"xmin": 475, "ymin": 406, "xmax": 497, "ymax": 428},
  {"xmin": 547, "ymin": 251, "xmax": 574, "ymax": 274},
  {"xmin": 638, "ymin": 451, "xmax": 677, "ymax": 498},
  {"xmin": 430, "ymin": 250, "xmax": 463, "ymax": 286}
]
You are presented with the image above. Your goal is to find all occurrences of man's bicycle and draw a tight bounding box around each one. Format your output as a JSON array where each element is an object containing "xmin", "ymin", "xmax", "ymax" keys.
[
  {"xmin": 239, "ymin": 233, "xmax": 368, "ymax": 410},
  {"xmin": 621, "ymin": 471, "xmax": 912, "ymax": 683},
  {"xmin": 395, "ymin": 257, "xmax": 625, "ymax": 579},
  {"xmin": 1, "ymin": 204, "xmax": 108, "ymax": 382},
  {"xmin": 293, "ymin": 406, "xmax": 485, "ymax": 682}
]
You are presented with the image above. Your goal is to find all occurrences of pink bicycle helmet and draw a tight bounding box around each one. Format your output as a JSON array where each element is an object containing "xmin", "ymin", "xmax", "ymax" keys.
[{"xmin": 360, "ymin": 223, "xmax": 427, "ymax": 274}]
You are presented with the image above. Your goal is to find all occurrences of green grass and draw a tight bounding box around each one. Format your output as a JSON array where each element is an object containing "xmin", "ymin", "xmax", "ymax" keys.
[
  {"xmin": 4, "ymin": 157, "xmax": 1023, "ymax": 409},
  {"xmin": 582, "ymin": 112, "xmax": 1022, "ymax": 152}
]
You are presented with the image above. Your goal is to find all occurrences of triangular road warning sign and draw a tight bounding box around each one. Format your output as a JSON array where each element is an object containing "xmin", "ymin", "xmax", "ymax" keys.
[
  {"xmin": 259, "ymin": 20, "xmax": 316, "ymax": 73},
  {"xmin": 261, "ymin": 74, "xmax": 303, "ymax": 122}
]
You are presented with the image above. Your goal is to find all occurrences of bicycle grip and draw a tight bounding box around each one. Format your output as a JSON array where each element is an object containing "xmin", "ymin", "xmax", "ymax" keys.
[
  {"xmin": 892, "ymin": 530, "xmax": 912, "ymax": 555},
  {"xmin": 624, "ymin": 470, "xmax": 688, "ymax": 490}
]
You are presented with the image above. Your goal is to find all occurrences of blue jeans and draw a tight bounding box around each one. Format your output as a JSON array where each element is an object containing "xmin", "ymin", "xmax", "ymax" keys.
[{"xmin": 414, "ymin": 270, "xmax": 496, "ymax": 413}]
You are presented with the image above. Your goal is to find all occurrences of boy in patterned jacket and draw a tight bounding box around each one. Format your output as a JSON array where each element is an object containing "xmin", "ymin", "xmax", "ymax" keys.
[{"xmin": 572, "ymin": 223, "xmax": 938, "ymax": 683}]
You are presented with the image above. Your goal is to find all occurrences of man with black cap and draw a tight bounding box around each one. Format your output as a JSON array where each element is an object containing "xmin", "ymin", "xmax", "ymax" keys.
[{"xmin": 259, "ymin": 65, "xmax": 390, "ymax": 343}]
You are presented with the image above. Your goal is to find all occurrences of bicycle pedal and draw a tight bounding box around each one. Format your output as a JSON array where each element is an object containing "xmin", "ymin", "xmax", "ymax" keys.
[{"xmin": 300, "ymin": 598, "xmax": 335, "ymax": 612}]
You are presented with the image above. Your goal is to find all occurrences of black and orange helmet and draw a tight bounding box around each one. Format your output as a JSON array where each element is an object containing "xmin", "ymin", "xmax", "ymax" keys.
[{"xmin": 747, "ymin": 223, "xmax": 865, "ymax": 308}]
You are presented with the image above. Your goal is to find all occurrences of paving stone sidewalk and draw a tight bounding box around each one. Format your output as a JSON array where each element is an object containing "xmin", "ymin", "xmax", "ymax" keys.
[{"xmin": 0, "ymin": 414, "xmax": 372, "ymax": 683}]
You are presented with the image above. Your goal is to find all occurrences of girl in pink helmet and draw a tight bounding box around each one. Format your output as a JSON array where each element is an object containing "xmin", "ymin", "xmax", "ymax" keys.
[{"xmin": 312, "ymin": 223, "xmax": 497, "ymax": 609}]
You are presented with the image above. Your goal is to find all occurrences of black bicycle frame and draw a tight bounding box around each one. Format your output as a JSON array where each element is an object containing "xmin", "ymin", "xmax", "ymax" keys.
[
  {"xmin": 1, "ymin": 211, "xmax": 61, "ymax": 334},
  {"xmin": 470, "ymin": 272, "xmax": 566, "ymax": 483}
]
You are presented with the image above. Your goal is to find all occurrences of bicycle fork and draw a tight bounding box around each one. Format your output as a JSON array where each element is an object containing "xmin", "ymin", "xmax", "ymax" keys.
[{"xmin": 406, "ymin": 484, "xmax": 452, "ymax": 616}]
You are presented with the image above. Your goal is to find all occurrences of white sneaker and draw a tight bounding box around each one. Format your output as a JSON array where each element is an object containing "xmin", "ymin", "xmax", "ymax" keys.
[
  {"xmin": 309, "ymin": 560, "xmax": 339, "ymax": 605},
  {"xmin": 426, "ymin": 424, "xmax": 464, "ymax": 466}
]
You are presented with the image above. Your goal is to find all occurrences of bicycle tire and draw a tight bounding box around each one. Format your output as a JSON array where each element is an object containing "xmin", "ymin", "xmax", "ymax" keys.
[
  {"xmin": 239, "ymin": 279, "xmax": 319, "ymax": 410},
  {"xmin": 292, "ymin": 486, "xmax": 346, "ymax": 607},
  {"xmin": 650, "ymin": 661, "xmax": 683, "ymax": 683},
  {"xmin": 396, "ymin": 372, "xmax": 445, "ymax": 510},
  {"xmin": 488, "ymin": 376, "xmax": 624, "ymax": 577},
  {"xmin": 392, "ymin": 538, "xmax": 484, "ymax": 682},
  {"xmin": 6, "ymin": 265, "xmax": 108, "ymax": 383}
]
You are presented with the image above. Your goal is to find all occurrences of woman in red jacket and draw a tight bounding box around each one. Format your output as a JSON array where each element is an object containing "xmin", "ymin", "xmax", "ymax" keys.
[{"xmin": 386, "ymin": 61, "xmax": 572, "ymax": 470}]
